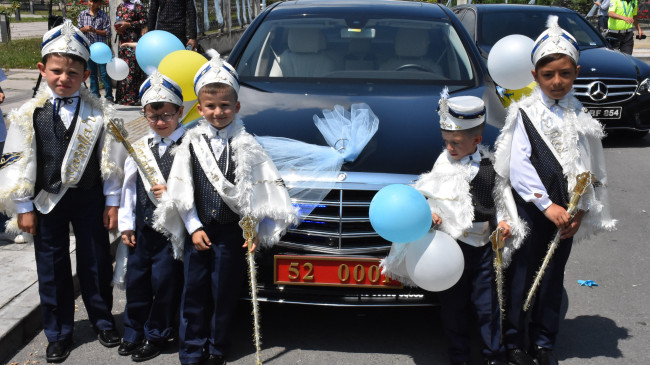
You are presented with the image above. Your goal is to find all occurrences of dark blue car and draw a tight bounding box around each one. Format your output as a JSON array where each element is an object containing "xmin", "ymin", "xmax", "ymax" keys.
[
  {"xmin": 227, "ymin": 0, "xmax": 506, "ymax": 306},
  {"xmin": 453, "ymin": 4, "xmax": 650, "ymax": 137}
]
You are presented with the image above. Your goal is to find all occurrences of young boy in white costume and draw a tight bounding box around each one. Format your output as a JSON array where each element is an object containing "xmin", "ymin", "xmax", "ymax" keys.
[
  {"xmin": 116, "ymin": 70, "xmax": 186, "ymax": 361},
  {"xmin": 492, "ymin": 16, "xmax": 616, "ymax": 365},
  {"xmin": 383, "ymin": 92, "xmax": 525, "ymax": 365},
  {"xmin": 0, "ymin": 20, "xmax": 126, "ymax": 363},
  {"xmin": 153, "ymin": 50, "xmax": 297, "ymax": 365}
]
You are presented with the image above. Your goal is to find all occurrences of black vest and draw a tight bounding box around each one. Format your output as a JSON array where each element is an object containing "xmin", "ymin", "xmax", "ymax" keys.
[
  {"xmin": 190, "ymin": 136, "xmax": 239, "ymax": 225},
  {"xmin": 33, "ymin": 100, "xmax": 101, "ymax": 194},
  {"xmin": 470, "ymin": 155, "xmax": 497, "ymax": 224},
  {"xmin": 515, "ymin": 110, "xmax": 569, "ymax": 208},
  {"xmin": 135, "ymin": 137, "xmax": 181, "ymax": 229}
]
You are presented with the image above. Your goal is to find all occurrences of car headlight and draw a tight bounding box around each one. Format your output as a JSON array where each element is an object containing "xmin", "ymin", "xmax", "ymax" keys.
[{"xmin": 637, "ymin": 78, "xmax": 650, "ymax": 95}]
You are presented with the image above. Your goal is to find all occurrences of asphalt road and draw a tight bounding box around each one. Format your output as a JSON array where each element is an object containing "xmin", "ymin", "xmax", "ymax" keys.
[{"xmin": 5, "ymin": 135, "xmax": 650, "ymax": 365}]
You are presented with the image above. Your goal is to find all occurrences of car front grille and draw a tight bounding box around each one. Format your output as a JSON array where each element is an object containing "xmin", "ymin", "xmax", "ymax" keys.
[
  {"xmin": 573, "ymin": 77, "xmax": 638, "ymax": 105},
  {"xmin": 280, "ymin": 189, "xmax": 391, "ymax": 255}
]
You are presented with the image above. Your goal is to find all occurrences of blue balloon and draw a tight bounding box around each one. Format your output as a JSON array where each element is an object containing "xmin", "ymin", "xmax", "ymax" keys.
[
  {"xmin": 135, "ymin": 30, "xmax": 184, "ymax": 75},
  {"xmin": 89, "ymin": 42, "xmax": 112, "ymax": 64},
  {"xmin": 369, "ymin": 184, "xmax": 432, "ymax": 243}
]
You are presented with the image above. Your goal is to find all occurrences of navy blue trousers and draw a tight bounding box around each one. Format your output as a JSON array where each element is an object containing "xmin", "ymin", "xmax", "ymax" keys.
[
  {"xmin": 33, "ymin": 185, "xmax": 115, "ymax": 342},
  {"xmin": 504, "ymin": 201, "xmax": 573, "ymax": 350},
  {"xmin": 123, "ymin": 224, "xmax": 183, "ymax": 344},
  {"xmin": 178, "ymin": 222, "xmax": 246, "ymax": 364},
  {"xmin": 438, "ymin": 241, "xmax": 505, "ymax": 363}
]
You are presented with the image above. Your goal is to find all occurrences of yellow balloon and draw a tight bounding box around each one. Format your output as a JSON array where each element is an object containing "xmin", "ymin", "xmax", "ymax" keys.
[
  {"xmin": 181, "ymin": 101, "xmax": 202, "ymax": 125},
  {"xmin": 158, "ymin": 50, "xmax": 207, "ymax": 102},
  {"xmin": 501, "ymin": 81, "xmax": 537, "ymax": 107}
]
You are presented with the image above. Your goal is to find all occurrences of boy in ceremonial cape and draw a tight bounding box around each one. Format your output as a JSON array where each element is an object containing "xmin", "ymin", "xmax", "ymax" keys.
[
  {"xmin": 492, "ymin": 16, "xmax": 616, "ymax": 365},
  {"xmin": 384, "ymin": 92, "xmax": 525, "ymax": 365},
  {"xmin": 116, "ymin": 70, "xmax": 186, "ymax": 361},
  {"xmin": 153, "ymin": 50, "xmax": 297, "ymax": 365},
  {"xmin": 0, "ymin": 20, "xmax": 126, "ymax": 363}
]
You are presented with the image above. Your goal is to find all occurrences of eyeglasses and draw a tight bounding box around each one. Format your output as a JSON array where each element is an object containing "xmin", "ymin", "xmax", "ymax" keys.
[{"xmin": 143, "ymin": 112, "xmax": 178, "ymax": 123}]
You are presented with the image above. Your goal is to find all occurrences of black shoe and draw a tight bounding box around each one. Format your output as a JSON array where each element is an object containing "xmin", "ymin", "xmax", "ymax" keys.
[
  {"xmin": 131, "ymin": 340, "xmax": 163, "ymax": 362},
  {"xmin": 529, "ymin": 345, "xmax": 559, "ymax": 365},
  {"xmin": 97, "ymin": 328, "xmax": 121, "ymax": 348},
  {"xmin": 118, "ymin": 340, "xmax": 140, "ymax": 356},
  {"xmin": 46, "ymin": 339, "xmax": 72, "ymax": 363},
  {"xmin": 202, "ymin": 354, "xmax": 226, "ymax": 365},
  {"xmin": 508, "ymin": 348, "xmax": 536, "ymax": 365}
]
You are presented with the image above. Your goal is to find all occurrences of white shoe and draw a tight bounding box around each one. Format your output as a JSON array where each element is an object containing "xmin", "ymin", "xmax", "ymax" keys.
[{"xmin": 14, "ymin": 232, "xmax": 33, "ymax": 243}]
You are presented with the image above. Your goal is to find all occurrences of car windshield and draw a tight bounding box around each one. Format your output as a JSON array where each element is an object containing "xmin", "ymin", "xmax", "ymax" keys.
[
  {"xmin": 235, "ymin": 16, "xmax": 475, "ymax": 83},
  {"xmin": 477, "ymin": 10, "xmax": 606, "ymax": 53}
]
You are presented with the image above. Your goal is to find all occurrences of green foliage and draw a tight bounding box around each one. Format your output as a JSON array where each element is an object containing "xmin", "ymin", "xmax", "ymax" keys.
[
  {"xmin": 65, "ymin": 1, "xmax": 88, "ymax": 26},
  {"xmin": 0, "ymin": 37, "xmax": 42, "ymax": 69}
]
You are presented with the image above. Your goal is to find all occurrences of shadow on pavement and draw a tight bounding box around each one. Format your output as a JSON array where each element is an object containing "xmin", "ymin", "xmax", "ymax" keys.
[{"xmin": 557, "ymin": 315, "xmax": 629, "ymax": 361}]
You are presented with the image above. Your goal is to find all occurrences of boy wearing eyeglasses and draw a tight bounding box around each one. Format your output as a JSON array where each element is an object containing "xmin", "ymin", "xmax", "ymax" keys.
[{"xmin": 116, "ymin": 70, "xmax": 186, "ymax": 362}]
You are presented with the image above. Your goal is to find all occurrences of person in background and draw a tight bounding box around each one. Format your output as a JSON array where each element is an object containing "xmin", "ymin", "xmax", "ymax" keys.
[
  {"xmin": 115, "ymin": 0, "xmax": 147, "ymax": 105},
  {"xmin": 608, "ymin": 0, "xmax": 645, "ymax": 55},
  {"xmin": 148, "ymin": 0, "xmax": 197, "ymax": 50},
  {"xmin": 78, "ymin": 0, "xmax": 113, "ymax": 103},
  {"xmin": 594, "ymin": 0, "xmax": 610, "ymax": 34}
]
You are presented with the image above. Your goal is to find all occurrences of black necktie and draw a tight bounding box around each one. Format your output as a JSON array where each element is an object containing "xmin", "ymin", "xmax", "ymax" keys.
[{"xmin": 53, "ymin": 96, "xmax": 78, "ymax": 119}]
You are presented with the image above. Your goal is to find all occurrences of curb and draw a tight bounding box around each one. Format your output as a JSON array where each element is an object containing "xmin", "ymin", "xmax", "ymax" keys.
[{"xmin": 0, "ymin": 236, "xmax": 120, "ymax": 363}]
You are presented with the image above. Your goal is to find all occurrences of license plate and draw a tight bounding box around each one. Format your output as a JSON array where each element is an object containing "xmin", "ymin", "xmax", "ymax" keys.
[
  {"xmin": 587, "ymin": 107, "xmax": 622, "ymax": 119},
  {"xmin": 274, "ymin": 255, "xmax": 403, "ymax": 288}
]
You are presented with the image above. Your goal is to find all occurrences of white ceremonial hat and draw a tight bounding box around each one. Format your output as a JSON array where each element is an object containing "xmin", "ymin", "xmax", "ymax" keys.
[
  {"xmin": 139, "ymin": 70, "xmax": 184, "ymax": 106},
  {"xmin": 531, "ymin": 15, "xmax": 580, "ymax": 65},
  {"xmin": 40, "ymin": 20, "xmax": 91, "ymax": 61},
  {"xmin": 437, "ymin": 87, "xmax": 486, "ymax": 131},
  {"xmin": 193, "ymin": 49, "xmax": 240, "ymax": 96}
]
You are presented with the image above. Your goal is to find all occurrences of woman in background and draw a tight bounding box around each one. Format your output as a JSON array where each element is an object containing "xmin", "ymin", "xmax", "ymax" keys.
[{"xmin": 115, "ymin": 0, "xmax": 147, "ymax": 105}]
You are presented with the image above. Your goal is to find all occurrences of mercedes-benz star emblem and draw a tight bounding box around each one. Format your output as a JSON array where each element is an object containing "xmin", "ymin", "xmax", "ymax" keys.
[{"xmin": 587, "ymin": 81, "xmax": 608, "ymax": 102}]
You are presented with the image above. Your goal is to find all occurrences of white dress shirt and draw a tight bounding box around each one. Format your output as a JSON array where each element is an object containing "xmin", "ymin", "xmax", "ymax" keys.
[
  {"xmin": 118, "ymin": 127, "xmax": 185, "ymax": 233},
  {"xmin": 510, "ymin": 92, "xmax": 570, "ymax": 211}
]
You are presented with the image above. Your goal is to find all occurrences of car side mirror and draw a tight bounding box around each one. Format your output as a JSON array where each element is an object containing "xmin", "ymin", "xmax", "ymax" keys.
[{"xmin": 606, "ymin": 36, "xmax": 619, "ymax": 49}]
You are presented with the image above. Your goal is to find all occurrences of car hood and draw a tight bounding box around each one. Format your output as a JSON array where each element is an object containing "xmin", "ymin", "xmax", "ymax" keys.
[
  {"xmin": 236, "ymin": 82, "xmax": 504, "ymax": 175},
  {"xmin": 578, "ymin": 47, "xmax": 644, "ymax": 79}
]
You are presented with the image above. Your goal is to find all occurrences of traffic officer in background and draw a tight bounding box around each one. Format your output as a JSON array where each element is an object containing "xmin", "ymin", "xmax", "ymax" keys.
[{"xmin": 607, "ymin": 0, "xmax": 645, "ymax": 55}]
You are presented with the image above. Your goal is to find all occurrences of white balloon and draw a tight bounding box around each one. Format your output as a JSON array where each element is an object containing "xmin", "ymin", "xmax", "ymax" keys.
[
  {"xmin": 487, "ymin": 34, "xmax": 535, "ymax": 90},
  {"xmin": 405, "ymin": 230, "xmax": 464, "ymax": 292},
  {"xmin": 106, "ymin": 58, "xmax": 130, "ymax": 81}
]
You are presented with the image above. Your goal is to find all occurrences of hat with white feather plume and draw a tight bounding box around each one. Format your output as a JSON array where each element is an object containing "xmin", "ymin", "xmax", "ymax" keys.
[
  {"xmin": 531, "ymin": 15, "xmax": 580, "ymax": 65},
  {"xmin": 193, "ymin": 49, "xmax": 240, "ymax": 96}
]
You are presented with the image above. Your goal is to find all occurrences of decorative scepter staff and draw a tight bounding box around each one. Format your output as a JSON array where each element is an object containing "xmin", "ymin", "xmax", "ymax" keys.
[
  {"xmin": 239, "ymin": 215, "xmax": 263, "ymax": 365},
  {"xmin": 489, "ymin": 227, "xmax": 506, "ymax": 343},
  {"xmin": 106, "ymin": 118, "xmax": 157, "ymax": 186},
  {"xmin": 523, "ymin": 171, "xmax": 594, "ymax": 311}
]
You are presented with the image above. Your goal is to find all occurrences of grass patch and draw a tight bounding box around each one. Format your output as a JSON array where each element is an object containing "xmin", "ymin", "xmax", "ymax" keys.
[{"xmin": 0, "ymin": 37, "xmax": 42, "ymax": 69}]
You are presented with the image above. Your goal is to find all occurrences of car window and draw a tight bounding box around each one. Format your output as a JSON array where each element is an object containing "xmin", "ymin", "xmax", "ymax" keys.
[
  {"xmin": 477, "ymin": 10, "xmax": 606, "ymax": 53},
  {"xmin": 235, "ymin": 16, "xmax": 475, "ymax": 82}
]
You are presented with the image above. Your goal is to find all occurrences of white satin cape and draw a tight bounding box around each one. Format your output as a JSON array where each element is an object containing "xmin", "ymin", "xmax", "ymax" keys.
[
  {"xmin": 152, "ymin": 118, "xmax": 298, "ymax": 258},
  {"xmin": 0, "ymin": 85, "xmax": 125, "ymax": 233},
  {"xmin": 492, "ymin": 88, "xmax": 616, "ymax": 262},
  {"xmin": 381, "ymin": 145, "xmax": 527, "ymax": 285}
]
